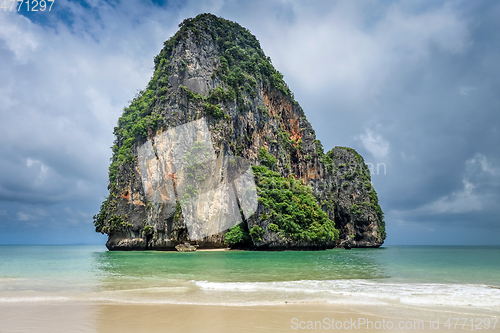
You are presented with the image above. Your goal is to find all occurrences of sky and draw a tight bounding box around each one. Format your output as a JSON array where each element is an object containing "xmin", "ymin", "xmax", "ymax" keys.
[{"xmin": 0, "ymin": 0, "xmax": 499, "ymax": 245}]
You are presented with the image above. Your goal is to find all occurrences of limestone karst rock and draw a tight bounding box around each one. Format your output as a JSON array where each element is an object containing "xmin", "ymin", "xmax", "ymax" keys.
[{"xmin": 93, "ymin": 14, "xmax": 386, "ymax": 250}]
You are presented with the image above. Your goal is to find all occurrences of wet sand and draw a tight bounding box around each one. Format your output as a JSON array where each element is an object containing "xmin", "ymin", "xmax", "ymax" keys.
[{"xmin": 1, "ymin": 302, "xmax": 498, "ymax": 333}]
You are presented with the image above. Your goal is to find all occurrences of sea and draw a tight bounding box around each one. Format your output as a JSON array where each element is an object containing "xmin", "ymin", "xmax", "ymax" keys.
[{"xmin": 1, "ymin": 245, "xmax": 499, "ymax": 312}]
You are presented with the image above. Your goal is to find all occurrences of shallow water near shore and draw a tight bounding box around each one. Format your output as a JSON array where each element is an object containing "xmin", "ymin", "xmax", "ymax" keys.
[{"xmin": 1, "ymin": 245, "xmax": 499, "ymax": 312}]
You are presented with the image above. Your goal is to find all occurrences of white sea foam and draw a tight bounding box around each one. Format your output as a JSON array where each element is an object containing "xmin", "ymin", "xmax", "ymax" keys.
[{"xmin": 194, "ymin": 280, "xmax": 500, "ymax": 308}]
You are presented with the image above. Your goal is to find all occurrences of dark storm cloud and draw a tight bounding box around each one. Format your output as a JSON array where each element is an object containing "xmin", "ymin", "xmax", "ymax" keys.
[{"xmin": 0, "ymin": 0, "xmax": 499, "ymax": 244}]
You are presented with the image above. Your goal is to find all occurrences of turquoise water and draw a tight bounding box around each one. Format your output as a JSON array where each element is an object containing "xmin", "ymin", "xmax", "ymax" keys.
[{"xmin": 1, "ymin": 245, "xmax": 499, "ymax": 308}]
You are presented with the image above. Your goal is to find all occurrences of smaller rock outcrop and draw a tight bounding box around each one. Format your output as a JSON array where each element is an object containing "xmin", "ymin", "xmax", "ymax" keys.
[{"xmin": 175, "ymin": 243, "xmax": 199, "ymax": 252}]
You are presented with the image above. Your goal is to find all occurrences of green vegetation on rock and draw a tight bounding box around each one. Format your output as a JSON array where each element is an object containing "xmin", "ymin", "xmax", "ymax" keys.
[
  {"xmin": 258, "ymin": 147, "xmax": 277, "ymax": 170},
  {"xmin": 268, "ymin": 223, "xmax": 279, "ymax": 233},
  {"xmin": 351, "ymin": 203, "xmax": 361, "ymax": 214},
  {"xmin": 204, "ymin": 102, "xmax": 224, "ymax": 118},
  {"xmin": 249, "ymin": 225, "xmax": 264, "ymax": 237},
  {"xmin": 253, "ymin": 165, "xmax": 339, "ymax": 242},
  {"xmin": 143, "ymin": 225, "xmax": 154, "ymax": 235},
  {"xmin": 224, "ymin": 223, "xmax": 250, "ymax": 246},
  {"xmin": 93, "ymin": 199, "xmax": 108, "ymax": 233}
]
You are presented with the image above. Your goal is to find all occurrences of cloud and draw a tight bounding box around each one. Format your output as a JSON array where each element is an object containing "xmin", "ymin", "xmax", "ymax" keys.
[
  {"xmin": 26, "ymin": 158, "xmax": 49, "ymax": 183},
  {"xmin": 377, "ymin": 3, "xmax": 471, "ymax": 56},
  {"xmin": 0, "ymin": 13, "xmax": 39, "ymax": 62},
  {"xmin": 458, "ymin": 85, "xmax": 477, "ymax": 96},
  {"xmin": 393, "ymin": 153, "xmax": 500, "ymax": 218},
  {"xmin": 16, "ymin": 207, "xmax": 46, "ymax": 222},
  {"xmin": 407, "ymin": 179, "xmax": 482, "ymax": 215},
  {"xmin": 17, "ymin": 212, "xmax": 30, "ymax": 221},
  {"xmin": 466, "ymin": 153, "xmax": 499, "ymax": 177},
  {"xmin": 358, "ymin": 129, "xmax": 390, "ymax": 160}
]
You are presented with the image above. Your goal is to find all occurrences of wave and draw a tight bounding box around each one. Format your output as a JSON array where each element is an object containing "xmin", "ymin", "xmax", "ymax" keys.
[{"xmin": 194, "ymin": 280, "xmax": 500, "ymax": 308}]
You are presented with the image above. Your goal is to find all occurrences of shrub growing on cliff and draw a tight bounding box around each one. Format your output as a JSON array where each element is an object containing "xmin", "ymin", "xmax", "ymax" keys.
[
  {"xmin": 258, "ymin": 147, "xmax": 277, "ymax": 170},
  {"xmin": 180, "ymin": 85, "xmax": 203, "ymax": 100},
  {"xmin": 258, "ymin": 105, "xmax": 269, "ymax": 118},
  {"xmin": 224, "ymin": 223, "xmax": 250, "ymax": 246},
  {"xmin": 249, "ymin": 225, "xmax": 264, "ymax": 236},
  {"xmin": 204, "ymin": 102, "xmax": 224, "ymax": 118},
  {"xmin": 351, "ymin": 203, "xmax": 361, "ymax": 214},
  {"xmin": 207, "ymin": 86, "xmax": 235, "ymax": 103},
  {"xmin": 93, "ymin": 199, "xmax": 108, "ymax": 233},
  {"xmin": 249, "ymin": 225, "xmax": 264, "ymax": 242},
  {"xmin": 268, "ymin": 223, "xmax": 279, "ymax": 233},
  {"xmin": 143, "ymin": 225, "xmax": 154, "ymax": 236}
]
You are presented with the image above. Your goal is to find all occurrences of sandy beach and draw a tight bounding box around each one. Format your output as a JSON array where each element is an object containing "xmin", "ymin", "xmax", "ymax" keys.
[
  {"xmin": 1, "ymin": 301, "xmax": 498, "ymax": 333},
  {"xmin": 196, "ymin": 248, "xmax": 230, "ymax": 252}
]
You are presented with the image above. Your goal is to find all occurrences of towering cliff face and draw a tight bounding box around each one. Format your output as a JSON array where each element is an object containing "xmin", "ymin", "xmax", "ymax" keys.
[{"xmin": 93, "ymin": 13, "xmax": 386, "ymax": 250}]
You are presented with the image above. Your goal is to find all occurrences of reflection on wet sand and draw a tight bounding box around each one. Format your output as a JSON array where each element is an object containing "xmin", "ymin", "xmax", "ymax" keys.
[{"xmin": 2, "ymin": 302, "xmax": 496, "ymax": 333}]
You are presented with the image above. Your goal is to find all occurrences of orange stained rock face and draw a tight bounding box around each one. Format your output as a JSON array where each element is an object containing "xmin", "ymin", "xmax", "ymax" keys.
[
  {"xmin": 122, "ymin": 187, "xmax": 146, "ymax": 206},
  {"xmin": 121, "ymin": 190, "xmax": 131, "ymax": 201},
  {"xmin": 261, "ymin": 89, "xmax": 302, "ymax": 147},
  {"xmin": 288, "ymin": 118, "xmax": 302, "ymax": 144}
]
